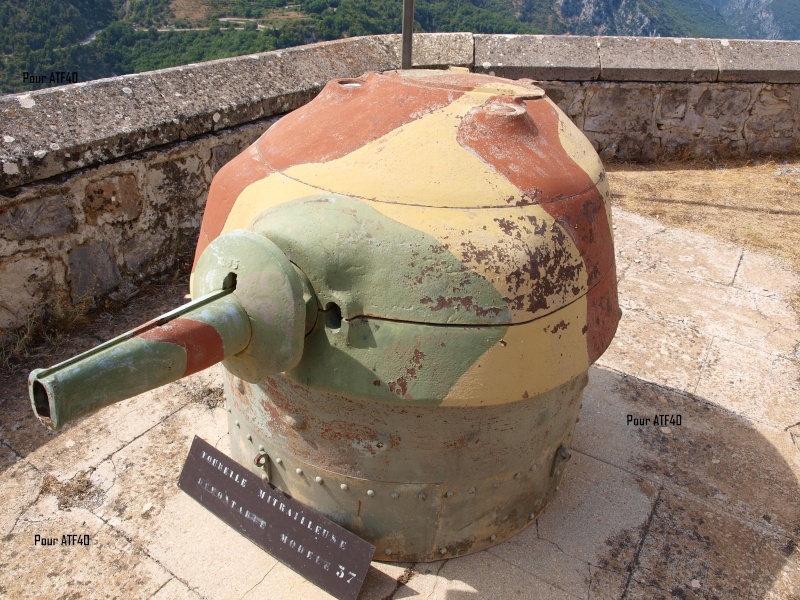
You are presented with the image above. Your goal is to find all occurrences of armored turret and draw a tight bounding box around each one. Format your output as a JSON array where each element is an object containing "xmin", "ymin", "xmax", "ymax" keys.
[{"xmin": 31, "ymin": 68, "xmax": 619, "ymax": 561}]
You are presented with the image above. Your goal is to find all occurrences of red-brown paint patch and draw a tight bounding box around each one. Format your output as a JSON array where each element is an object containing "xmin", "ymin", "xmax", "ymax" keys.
[
  {"xmin": 457, "ymin": 96, "xmax": 615, "ymax": 289},
  {"xmin": 193, "ymin": 144, "xmax": 275, "ymax": 270},
  {"xmin": 138, "ymin": 318, "xmax": 225, "ymax": 377},
  {"xmin": 585, "ymin": 267, "xmax": 620, "ymax": 363},
  {"xmin": 258, "ymin": 72, "xmax": 461, "ymax": 170}
]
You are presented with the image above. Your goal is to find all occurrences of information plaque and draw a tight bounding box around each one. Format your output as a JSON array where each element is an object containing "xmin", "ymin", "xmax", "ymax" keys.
[{"xmin": 178, "ymin": 436, "xmax": 375, "ymax": 600}]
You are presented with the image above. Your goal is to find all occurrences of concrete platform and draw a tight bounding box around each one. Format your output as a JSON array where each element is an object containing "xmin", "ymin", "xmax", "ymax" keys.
[{"xmin": 1, "ymin": 193, "xmax": 798, "ymax": 597}]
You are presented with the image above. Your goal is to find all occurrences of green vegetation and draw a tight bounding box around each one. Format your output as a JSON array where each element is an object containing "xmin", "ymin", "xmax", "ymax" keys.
[
  {"xmin": 645, "ymin": 0, "xmax": 735, "ymax": 39},
  {"xmin": 0, "ymin": 0, "xmax": 796, "ymax": 94},
  {"xmin": 124, "ymin": 0, "xmax": 175, "ymax": 27},
  {"xmin": 0, "ymin": 0, "xmax": 118, "ymax": 54}
]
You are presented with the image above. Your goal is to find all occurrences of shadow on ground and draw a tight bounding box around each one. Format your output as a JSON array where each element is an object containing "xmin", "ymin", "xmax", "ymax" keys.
[{"xmin": 359, "ymin": 367, "xmax": 799, "ymax": 600}]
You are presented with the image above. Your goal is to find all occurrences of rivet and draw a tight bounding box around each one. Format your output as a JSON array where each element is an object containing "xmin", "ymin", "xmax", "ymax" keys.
[
  {"xmin": 490, "ymin": 534, "xmax": 497, "ymax": 541},
  {"xmin": 439, "ymin": 548, "xmax": 447, "ymax": 555},
  {"xmin": 296, "ymin": 468, "xmax": 303, "ymax": 475},
  {"xmin": 385, "ymin": 549, "xmax": 393, "ymax": 555},
  {"xmin": 246, "ymin": 434, "xmax": 252, "ymax": 442},
  {"xmin": 315, "ymin": 476, "xmax": 324, "ymax": 484},
  {"xmin": 275, "ymin": 457, "xmax": 282, "ymax": 464},
  {"xmin": 227, "ymin": 407, "xmax": 232, "ymax": 413},
  {"xmin": 261, "ymin": 473, "xmax": 269, "ymax": 481},
  {"xmin": 236, "ymin": 381, "xmax": 244, "ymax": 393},
  {"xmin": 528, "ymin": 512, "xmax": 535, "ymax": 520},
  {"xmin": 467, "ymin": 486, "xmax": 476, "ymax": 494},
  {"xmin": 391, "ymin": 491, "xmax": 399, "ymax": 499},
  {"xmin": 514, "ymin": 472, "xmax": 521, "ymax": 480},
  {"xmin": 446, "ymin": 490, "xmax": 454, "ymax": 497},
  {"xmin": 258, "ymin": 445, "xmax": 265, "ymax": 452},
  {"xmin": 367, "ymin": 489, "xmax": 375, "ymax": 497},
  {"xmin": 235, "ymin": 420, "xmax": 240, "ymax": 427},
  {"xmin": 492, "ymin": 481, "xmax": 499, "ymax": 488},
  {"xmin": 340, "ymin": 483, "xmax": 349, "ymax": 491}
]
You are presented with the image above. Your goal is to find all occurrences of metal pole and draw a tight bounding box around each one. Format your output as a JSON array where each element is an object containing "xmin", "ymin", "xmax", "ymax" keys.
[{"xmin": 402, "ymin": 0, "xmax": 415, "ymax": 69}]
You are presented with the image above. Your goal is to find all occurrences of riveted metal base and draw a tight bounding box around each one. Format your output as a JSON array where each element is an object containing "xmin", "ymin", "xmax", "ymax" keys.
[{"xmin": 223, "ymin": 368, "xmax": 586, "ymax": 562}]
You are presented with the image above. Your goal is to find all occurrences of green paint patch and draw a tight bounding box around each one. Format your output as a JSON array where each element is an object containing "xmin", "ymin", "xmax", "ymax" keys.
[{"xmin": 250, "ymin": 195, "xmax": 512, "ymax": 326}]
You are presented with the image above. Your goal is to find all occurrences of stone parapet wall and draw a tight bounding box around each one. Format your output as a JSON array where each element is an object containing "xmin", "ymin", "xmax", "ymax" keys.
[
  {"xmin": 0, "ymin": 119, "xmax": 271, "ymax": 337},
  {"xmin": 1, "ymin": 33, "xmax": 799, "ymax": 340},
  {"xmin": 541, "ymin": 81, "xmax": 798, "ymax": 161}
]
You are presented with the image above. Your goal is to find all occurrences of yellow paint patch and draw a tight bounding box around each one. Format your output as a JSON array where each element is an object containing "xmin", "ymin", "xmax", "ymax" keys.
[
  {"xmin": 222, "ymin": 172, "xmax": 326, "ymax": 233},
  {"xmin": 368, "ymin": 202, "xmax": 588, "ymax": 322},
  {"xmin": 442, "ymin": 296, "xmax": 589, "ymax": 406},
  {"xmin": 282, "ymin": 93, "xmax": 524, "ymax": 208}
]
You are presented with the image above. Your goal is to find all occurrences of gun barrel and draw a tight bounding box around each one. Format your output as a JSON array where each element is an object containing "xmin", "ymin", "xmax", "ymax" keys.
[{"xmin": 29, "ymin": 287, "xmax": 251, "ymax": 430}]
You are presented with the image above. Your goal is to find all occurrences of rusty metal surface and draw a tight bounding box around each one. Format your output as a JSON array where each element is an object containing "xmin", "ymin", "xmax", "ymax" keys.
[{"xmin": 226, "ymin": 369, "xmax": 587, "ymax": 561}]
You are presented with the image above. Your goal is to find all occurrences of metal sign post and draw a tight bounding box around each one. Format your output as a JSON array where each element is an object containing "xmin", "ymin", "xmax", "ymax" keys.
[{"xmin": 402, "ymin": 0, "xmax": 415, "ymax": 69}]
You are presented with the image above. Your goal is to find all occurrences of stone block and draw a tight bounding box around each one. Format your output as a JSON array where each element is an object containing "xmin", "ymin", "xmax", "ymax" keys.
[
  {"xmin": 405, "ymin": 32, "xmax": 474, "ymax": 68},
  {"xmin": 83, "ymin": 173, "xmax": 143, "ymax": 225},
  {"xmin": 67, "ymin": 241, "xmax": 121, "ymax": 300},
  {"xmin": 538, "ymin": 82, "xmax": 587, "ymax": 128},
  {"xmin": 695, "ymin": 86, "xmax": 752, "ymax": 118},
  {"xmin": 656, "ymin": 85, "xmax": 691, "ymax": 120},
  {"xmin": 474, "ymin": 34, "xmax": 600, "ymax": 81},
  {"xmin": 121, "ymin": 230, "xmax": 171, "ymax": 275},
  {"xmin": 714, "ymin": 39, "xmax": 800, "ymax": 83},
  {"xmin": 0, "ymin": 74, "xmax": 181, "ymax": 192},
  {"xmin": 584, "ymin": 83, "xmax": 656, "ymax": 134},
  {"xmin": 0, "ymin": 253, "xmax": 53, "ymax": 329},
  {"xmin": 146, "ymin": 152, "xmax": 207, "ymax": 206},
  {"xmin": 0, "ymin": 194, "xmax": 75, "ymax": 240},
  {"xmin": 599, "ymin": 37, "xmax": 717, "ymax": 82}
]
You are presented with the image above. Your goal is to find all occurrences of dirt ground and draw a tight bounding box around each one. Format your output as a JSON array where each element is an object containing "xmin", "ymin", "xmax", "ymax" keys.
[
  {"xmin": 170, "ymin": 0, "xmax": 210, "ymax": 23},
  {"xmin": 607, "ymin": 158, "xmax": 800, "ymax": 272}
]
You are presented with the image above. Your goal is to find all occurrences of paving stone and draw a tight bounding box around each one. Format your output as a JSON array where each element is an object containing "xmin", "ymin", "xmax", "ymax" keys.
[
  {"xmin": 608, "ymin": 208, "xmax": 667, "ymax": 252},
  {"xmin": 629, "ymin": 490, "xmax": 799, "ymax": 599},
  {"xmin": 588, "ymin": 566, "xmax": 628, "ymax": 599},
  {"xmin": 243, "ymin": 560, "xmax": 337, "ymax": 599},
  {"xmin": 92, "ymin": 371, "xmax": 227, "ymax": 540},
  {"xmin": 0, "ymin": 457, "xmax": 41, "ymax": 537},
  {"xmin": 147, "ymin": 491, "xmax": 277, "ymax": 599},
  {"xmin": 596, "ymin": 309, "xmax": 711, "ymax": 392},
  {"xmin": 620, "ymin": 263, "xmax": 800, "ymax": 357},
  {"xmin": 694, "ymin": 338, "xmax": 800, "ymax": 428},
  {"xmin": 393, "ymin": 561, "xmax": 447, "ymax": 599},
  {"xmin": 733, "ymin": 250, "xmax": 800, "ymax": 299},
  {"xmin": 489, "ymin": 533, "xmax": 592, "ymax": 598},
  {"xmin": 0, "ymin": 510, "xmax": 171, "ymax": 600},
  {"xmin": 24, "ymin": 378, "xmax": 190, "ymax": 480},
  {"xmin": 434, "ymin": 550, "xmax": 575, "ymax": 599},
  {"xmin": 150, "ymin": 578, "xmax": 203, "ymax": 600},
  {"xmin": 356, "ymin": 562, "xmax": 412, "ymax": 599},
  {"xmin": 633, "ymin": 227, "xmax": 743, "ymax": 286},
  {"xmin": 576, "ymin": 367, "xmax": 800, "ymax": 537},
  {"xmin": 535, "ymin": 452, "xmax": 659, "ymax": 572}
]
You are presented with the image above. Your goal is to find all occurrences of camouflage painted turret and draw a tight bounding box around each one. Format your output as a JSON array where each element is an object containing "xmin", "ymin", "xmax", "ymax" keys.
[{"xmin": 30, "ymin": 68, "xmax": 619, "ymax": 562}]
